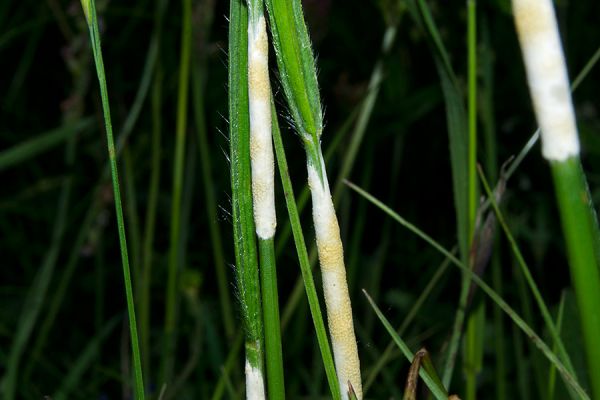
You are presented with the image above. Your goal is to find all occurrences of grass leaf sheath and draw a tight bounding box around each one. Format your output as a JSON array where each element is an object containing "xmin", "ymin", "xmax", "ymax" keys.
[{"xmin": 229, "ymin": 0, "xmax": 266, "ymax": 397}]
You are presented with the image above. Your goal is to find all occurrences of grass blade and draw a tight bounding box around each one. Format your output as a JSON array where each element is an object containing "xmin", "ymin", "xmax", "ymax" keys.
[
  {"xmin": 79, "ymin": 1, "xmax": 145, "ymax": 397},
  {"xmin": 1, "ymin": 145, "xmax": 73, "ymax": 399},
  {"xmin": 363, "ymin": 291, "xmax": 448, "ymax": 400},
  {"xmin": 161, "ymin": 0, "xmax": 192, "ymax": 386},
  {"xmin": 0, "ymin": 119, "xmax": 91, "ymax": 171},
  {"xmin": 190, "ymin": 1, "xmax": 235, "ymax": 341},
  {"xmin": 53, "ymin": 316, "xmax": 120, "ymax": 400}
]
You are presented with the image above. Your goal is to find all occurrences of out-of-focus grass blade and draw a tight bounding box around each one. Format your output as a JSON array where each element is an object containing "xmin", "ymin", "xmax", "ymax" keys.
[
  {"xmin": 1, "ymin": 156, "xmax": 73, "ymax": 399},
  {"xmin": 405, "ymin": 0, "xmax": 472, "ymax": 387},
  {"xmin": 79, "ymin": 0, "xmax": 145, "ymax": 397},
  {"xmin": 53, "ymin": 315, "xmax": 120, "ymax": 400},
  {"xmin": 0, "ymin": 118, "xmax": 91, "ymax": 171},
  {"xmin": 548, "ymin": 292, "xmax": 566, "ymax": 400}
]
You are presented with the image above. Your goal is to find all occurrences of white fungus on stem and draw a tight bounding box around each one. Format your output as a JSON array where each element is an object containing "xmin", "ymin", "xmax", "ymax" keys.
[
  {"xmin": 248, "ymin": 15, "xmax": 276, "ymax": 240},
  {"xmin": 308, "ymin": 156, "xmax": 362, "ymax": 400},
  {"xmin": 245, "ymin": 358, "xmax": 266, "ymax": 400},
  {"xmin": 512, "ymin": 0, "xmax": 579, "ymax": 161}
]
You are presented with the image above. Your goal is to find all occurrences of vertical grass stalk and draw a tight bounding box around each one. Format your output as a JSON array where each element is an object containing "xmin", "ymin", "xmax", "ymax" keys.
[
  {"xmin": 162, "ymin": 0, "xmax": 192, "ymax": 386},
  {"xmin": 229, "ymin": 0, "xmax": 266, "ymax": 397},
  {"xmin": 264, "ymin": 0, "xmax": 362, "ymax": 397},
  {"xmin": 512, "ymin": 0, "xmax": 600, "ymax": 397},
  {"xmin": 247, "ymin": 0, "xmax": 285, "ymax": 397},
  {"xmin": 464, "ymin": 1, "xmax": 482, "ymax": 398},
  {"xmin": 190, "ymin": 1, "xmax": 235, "ymax": 341},
  {"xmin": 79, "ymin": 0, "xmax": 145, "ymax": 398}
]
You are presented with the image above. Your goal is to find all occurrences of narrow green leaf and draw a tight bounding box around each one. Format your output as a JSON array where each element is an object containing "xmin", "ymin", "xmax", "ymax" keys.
[
  {"xmin": 363, "ymin": 290, "xmax": 448, "ymax": 400},
  {"xmin": 161, "ymin": 0, "xmax": 192, "ymax": 385},
  {"xmin": 53, "ymin": 316, "xmax": 120, "ymax": 400},
  {"xmin": 79, "ymin": 0, "xmax": 145, "ymax": 397}
]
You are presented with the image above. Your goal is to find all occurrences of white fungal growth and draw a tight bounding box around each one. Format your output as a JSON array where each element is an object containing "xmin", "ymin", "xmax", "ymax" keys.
[
  {"xmin": 245, "ymin": 358, "xmax": 266, "ymax": 400},
  {"xmin": 248, "ymin": 15, "xmax": 276, "ymax": 239},
  {"xmin": 308, "ymin": 158, "xmax": 362, "ymax": 400},
  {"xmin": 512, "ymin": 0, "xmax": 579, "ymax": 161}
]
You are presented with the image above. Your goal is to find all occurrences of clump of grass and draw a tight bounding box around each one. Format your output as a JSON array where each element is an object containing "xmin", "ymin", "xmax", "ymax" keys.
[{"xmin": 512, "ymin": 0, "xmax": 600, "ymax": 397}]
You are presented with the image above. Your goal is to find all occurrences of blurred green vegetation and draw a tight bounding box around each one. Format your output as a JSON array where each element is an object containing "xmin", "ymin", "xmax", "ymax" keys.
[{"xmin": 1, "ymin": 0, "xmax": 599, "ymax": 398}]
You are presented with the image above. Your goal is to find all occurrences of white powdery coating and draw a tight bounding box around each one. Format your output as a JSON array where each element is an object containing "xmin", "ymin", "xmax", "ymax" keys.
[
  {"xmin": 308, "ymin": 160, "xmax": 362, "ymax": 400},
  {"xmin": 248, "ymin": 16, "xmax": 276, "ymax": 239},
  {"xmin": 245, "ymin": 358, "xmax": 266, "ymax": 400},
  {"xmin": 513, "ymin": 0, "xmax": 579, "ymax": 161}
]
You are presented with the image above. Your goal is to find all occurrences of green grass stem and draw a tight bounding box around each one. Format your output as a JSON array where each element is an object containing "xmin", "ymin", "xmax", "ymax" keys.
[
  {"xmin": 464, "ymin": 1, "xmax": 481, "ymax": 397},
  {"xmin": 467, "ymin": 0, "xmax": 477, "ymax": 239},
  {"xmin": 258, "ymin": 237, "xmax": 285, "ymax": 398},
  {"xmin": 80, "ymin": 0, "xmax": 145, "ymax": 397},
  {"xmin": 162, "ymin": 0, "xmax": 192, "ymax": 386},
  {"xmin": 140, "ymin": 62, "xmax": 162, "ymax": 384},
  {"xmin": 550, "ymin": 157, "xmax": 600, "ymax": 398},
  {"xmin": 189, "ymin": 0, "xmax": 234, "ymax": 341}
]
